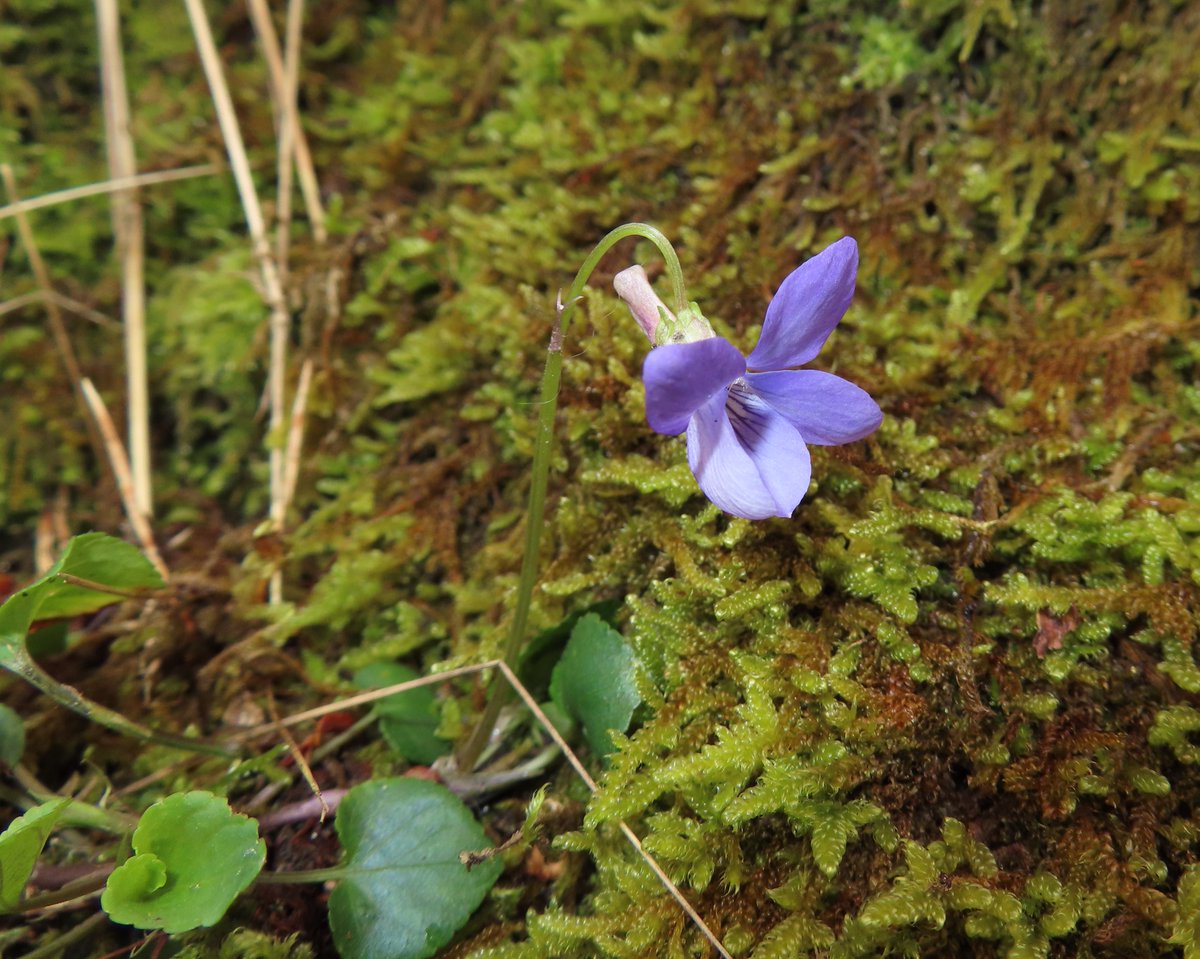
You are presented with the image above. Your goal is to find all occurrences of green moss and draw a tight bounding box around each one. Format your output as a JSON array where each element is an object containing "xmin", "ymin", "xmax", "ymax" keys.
[{"xmin": 6, "ymin": 0, "xmax": 1200, "ymax": 956}]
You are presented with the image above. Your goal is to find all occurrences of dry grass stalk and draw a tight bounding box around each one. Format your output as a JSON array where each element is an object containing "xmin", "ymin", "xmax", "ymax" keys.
[
  {"xmin": 267, "ymin": 354, "xmax": 313, "ymax": 604},
  {"xmin": 274, "ymin": 0, "xmax": 305, "ymax": 275},
  {"xmin": 249, "ymin": 659, "xmax": 732, "ymax": 959},
  {"xmin": 0, "ymin": 165, "xmax": 216, "ymax": 223},
  {"xmin": 246, "ymin": 0, "xmax": 327, "ymax": 245},
  {"xmin": 266, "ymin": 683, "xmax": 329, "ymax": 821},
  {"xmin": 35, "ymin": 511, "xmax": 57, "ymax": 575},
  {"xmin": 96, "ymin": 0, "xmax": 152, "ymax": 520},
  {"xmin": 279, "ymin": 357, "xmax": 314, "ymax": 518},
  {"xmin": 183, "ymin": 0, "xmax": 291, "ymax": 590},
  {"xmin": 492, "ymin": 660, "xmax": 733, "ymax": 959},
  {"xmin": 79, "ymin": 378, "xmax": 169, "ymax": 580},
  {"xmin": 0, "ymin": 291, "xmax": 120, "ymax": 330}
]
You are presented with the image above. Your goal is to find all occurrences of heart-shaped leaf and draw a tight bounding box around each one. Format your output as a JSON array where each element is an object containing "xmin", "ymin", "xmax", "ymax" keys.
[
  {"xmin": 549, "ymin": 614, "xmax": 640, "ymax": 757},
  {"xmin": 352, "ymin": 664, "xmax": 448, "ymax": 764},
  {"xmin": 0, "ymin": 798, "xmax": 70, "ymax": 911},
  {"xmin": 328, "ymin": 778, "xmax": 501, "ymax": 959},
  {"xmin": 101, "ymin": 791, "xmax": 264, "ymax": 933}
]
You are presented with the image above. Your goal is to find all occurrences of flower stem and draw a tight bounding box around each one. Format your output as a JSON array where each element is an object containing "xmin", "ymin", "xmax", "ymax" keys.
[
  {"xmin": 5, "ymin": 647, "xmax": 237, "ymax": 758},
  {"xmin": 455, "ymin": 223, "xmax": 685, "ymax": 772}
]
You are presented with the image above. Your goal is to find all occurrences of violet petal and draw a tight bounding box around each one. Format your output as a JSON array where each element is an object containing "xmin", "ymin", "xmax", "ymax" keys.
[
  {"xmin": 643, "ymin": 337, "xmax": 745, "ymax": 436},
  {"xmin": 746, "ymin": 237, "xmax": 858, "ymax": 371},
  {"xmin": 685, "ymin": 388, "xmax": 812, "ymax": 519},
  {"xmin": 746, "ymin": 369, "xmax": 882, "ymax": 445}
]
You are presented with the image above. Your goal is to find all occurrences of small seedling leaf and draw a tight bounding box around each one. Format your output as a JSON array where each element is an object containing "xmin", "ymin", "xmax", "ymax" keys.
[
  {"xmin": 0, "ymin": 533, "xmax": 164, "ymax": 664},
  {"xmin": 0, "ymin": 798, "xmax": 70, "ymax": 911},
  {"xmin": 549, "ymin": 614, "xmax": 640, "ymax": 757},
  {"xmin": 352, "ymin": 664, "xmax": 448, "ymax": 764},
  {"xmin": 101, "ymin": 791, "xmax": 264, "ymax": 933},
  {"xmin": 328, "ymin": 778, "xmax": 501, "ymax": 959}
]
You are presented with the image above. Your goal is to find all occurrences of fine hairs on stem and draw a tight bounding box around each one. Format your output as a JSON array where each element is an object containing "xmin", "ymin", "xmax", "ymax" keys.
[{"xmin": 454, "ymin": 223, "xmax": 686, "ymax": 772}]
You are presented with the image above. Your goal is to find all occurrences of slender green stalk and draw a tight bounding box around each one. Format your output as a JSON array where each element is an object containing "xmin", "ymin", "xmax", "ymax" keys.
[
  {"xmin": 456, "ymin": 223, "xmax": 685, "ymax": 771},
  {"xmin": 12, "ymin": 912, "xmax": 109, "ymax": 959},
  {"xmin": 6, "ymin": 649, "xmax": 237, "ymax": 759},
  {"xmin": 256, "ymin": 866, "xmax": 347, "ymax": 885},
  {"xmin": 15, "ymin": 867, "xmax": 114, "ymax": 912},
  {"xmin": 0, "ymin": 781, "xmax": 136, "ymax": 834}
]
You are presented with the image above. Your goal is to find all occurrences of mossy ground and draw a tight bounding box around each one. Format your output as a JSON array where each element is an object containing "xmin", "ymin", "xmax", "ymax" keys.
[{"xmin": 3, "ymin": 1, "xmax": 1200, "ymax": 957}]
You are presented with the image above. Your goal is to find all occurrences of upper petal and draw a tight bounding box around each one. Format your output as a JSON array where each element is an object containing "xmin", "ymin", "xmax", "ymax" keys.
[
  {"xmin": 643, "ymin": 337, "xmax": 745, "ymax": 436},
  {"xmin": 746, "ymin": 369, "xmax": 882, "ymax": 445},
  {"xmin": 745, "ymin": 236, "xmax": 858, "ymax": 371},
  {"xmin": 685, "ymin": 387, "xmax": 812, "ymax": 520}
]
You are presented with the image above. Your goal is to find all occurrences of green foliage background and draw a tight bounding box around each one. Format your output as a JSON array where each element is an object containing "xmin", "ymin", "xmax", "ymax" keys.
[{"xmin": 3, "ymin": 0, "xmax": 1200, "ymax": 957}]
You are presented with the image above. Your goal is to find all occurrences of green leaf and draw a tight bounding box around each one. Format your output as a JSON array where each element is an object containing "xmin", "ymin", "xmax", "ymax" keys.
[
  {"xmin": 352, "ymin": 664, "xmax": 448, "ymax": 764},
  {"xmin": 549, "ymin": 614, "xmax": 640, "ymax": 757},
  {"xmin": 0, "ymin": 798, "xmax": 70, "ymax": 911},
  {"xmin": 101, "ymin": 791, "xmax": 265, "ymax": 933},
  {"xmin": 1171, "ymin": 866, "xmax": 1200, "ymax": 957},
  {"xmin": 516, "ymin": 599, "xmax": 621, "ymax": 696},
  {"xmin": 811, "ymin": 815, "xmax": 852, "ymax": 878},
  {"xmin": 0, "ymin": 533, "xmax": 164, "ymax": 666},
  {"xmin": 0, "ymin": 703, "xmax": 25, "ymax": 766},
  {"xmin": 328, "ymin": 778, "xmax": 502, "ymax": 959}
]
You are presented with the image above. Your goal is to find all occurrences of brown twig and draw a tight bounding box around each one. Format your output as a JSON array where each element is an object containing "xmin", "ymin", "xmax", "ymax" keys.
[
  {"xmin": 257, "ymin": 788, "xmax": 348, "ymax": 830},
  {"xmin": 267, "ymin": 683, "xmax": 328, "ymax": 821},
  {"xmin": 79, "ymin": 377, "xmax": 168, "ymax": 580},
  {"xmin": 96, "ymin": 0, "xmax": 152, "ymax": 519}
]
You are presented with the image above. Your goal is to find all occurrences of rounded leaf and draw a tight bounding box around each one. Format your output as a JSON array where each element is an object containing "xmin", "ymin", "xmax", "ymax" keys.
[
  {"xmin": 549, "ymin": 614, "xmax": 640, "ymax": 757},
  {"xmin": 101, "ymin": 791, "xmax": 265, "ymax": 933},
  {"xmin": 329, "ymin": 778, "xmax": 502, "ymax": 959},
  {"xmin": 353, "ymin": 663, "xmax": 448, "ymax": 764}
]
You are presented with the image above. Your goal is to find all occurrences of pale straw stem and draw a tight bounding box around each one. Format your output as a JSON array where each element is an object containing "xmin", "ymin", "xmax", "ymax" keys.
[
  {"xmin": 274, "ymin": 0, "xmax": 305, "ymax": 274},
  {"xmin": 96, "ymin": 0, "xmax": 152, "ymax": 519},
  {"xmin": 78, "ymin": 378, "xmax": 168, "ymax": 580},
  {"xmin": 183, "ymin": 0, "xmax": 290, "ymax": 596},
  {"xmin": 279, "ymin": 357, "xmax": 314, "ymax": 517},
  {"xmin": 246, "ymin": 0, "xmax": 327, "ymax": 244},
  {"xmin": 0, "ymin": 165, "xmax": 217, "ymax": 223}
]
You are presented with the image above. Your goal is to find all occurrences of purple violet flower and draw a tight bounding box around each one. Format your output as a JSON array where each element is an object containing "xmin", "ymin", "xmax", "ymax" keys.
[{"xmin": 624, "ymin": 237, "xmax": 882, "ymax": 520}]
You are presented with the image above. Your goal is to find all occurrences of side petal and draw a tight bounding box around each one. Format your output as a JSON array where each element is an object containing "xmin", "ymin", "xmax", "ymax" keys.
[
  {"xmin": 746, "ymin": 236, "xmax": 858, "ymax": 371},
  {"xmin": 686, "ymin": 389, "xmax": 812, "ymax": 520},
  {"xmin": 643, "ymin": 337, "xmax": 745, "ymax": 436},
  {"xmin": 746, "ymin": 370, "xmax": 882, "ymax": 445}
]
